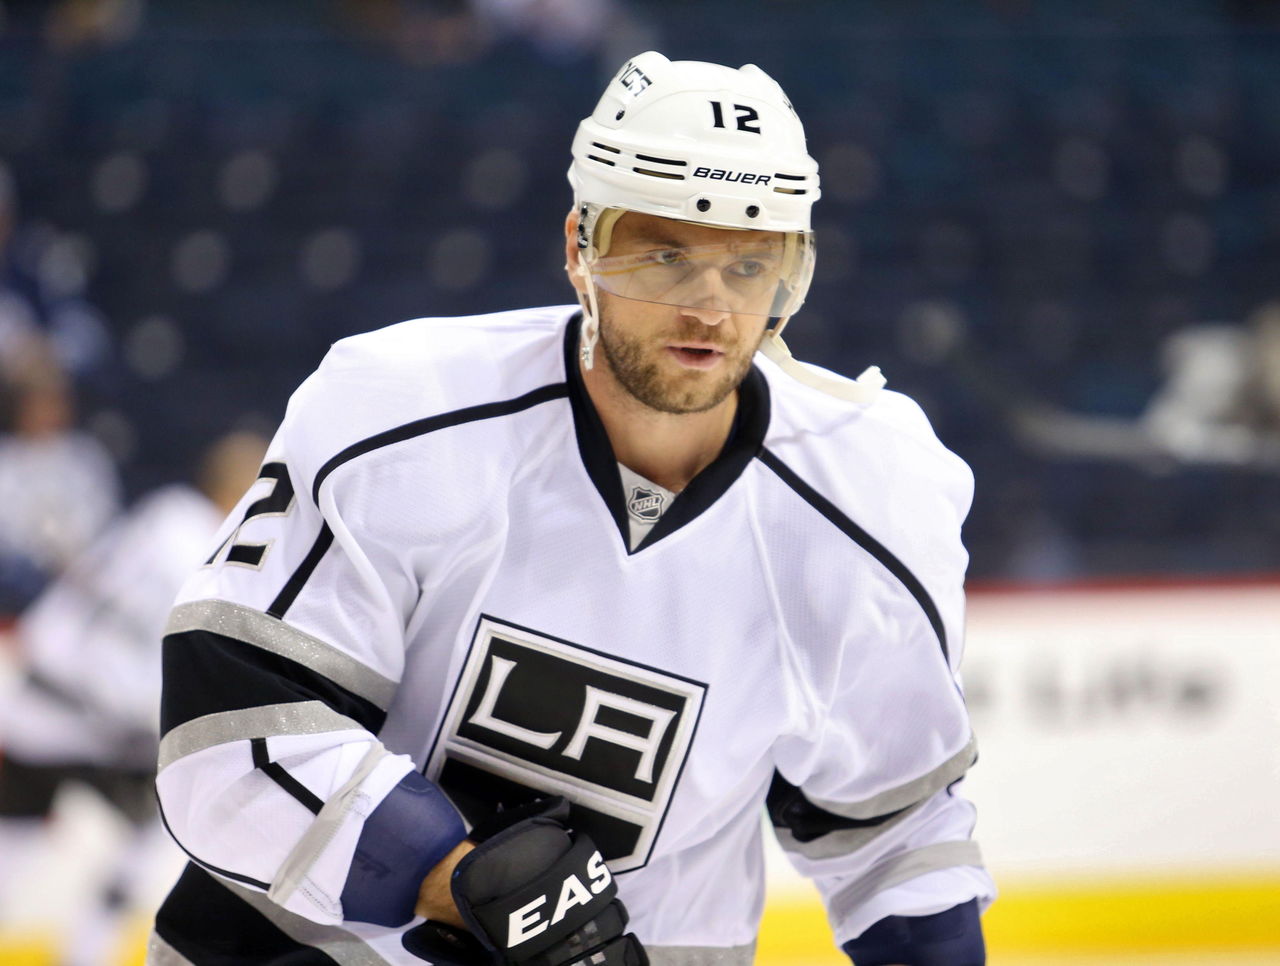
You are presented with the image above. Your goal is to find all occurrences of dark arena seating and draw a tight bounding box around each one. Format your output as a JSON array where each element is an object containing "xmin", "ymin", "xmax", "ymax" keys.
[{"xmin": 3, "ymin": 0, "xmax": 1278, "ymax": 581}]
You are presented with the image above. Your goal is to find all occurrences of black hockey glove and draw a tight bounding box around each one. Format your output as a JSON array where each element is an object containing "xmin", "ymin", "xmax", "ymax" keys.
[{"xmin": 402, "ymin": 797, "xmax": 648, "ymax": 966}]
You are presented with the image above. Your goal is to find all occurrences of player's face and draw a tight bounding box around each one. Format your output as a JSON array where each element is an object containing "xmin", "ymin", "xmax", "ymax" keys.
[{"xmin": 579, "ymin": 212, "xmax": 780, "ymax": 415}]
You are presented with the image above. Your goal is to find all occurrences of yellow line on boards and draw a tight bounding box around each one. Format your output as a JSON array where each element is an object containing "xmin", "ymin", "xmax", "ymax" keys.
[
  {"xmin": 0, "ymin": 933, "xmax": 56, "ymax": 966},
  {"xmin": 0, "ymin": 920, "xmax": 148, "ymax": 966},
  {"xmin": 984, "ymin": 875, "xmax": 1280, "ymax": 952},
  {"xmin": 757, "ymin": 896, "xmax": 843, "ymax": 964},
  {"xmin": 759, "ymin": 875, "xmax": 1280, "ymax": 959}
]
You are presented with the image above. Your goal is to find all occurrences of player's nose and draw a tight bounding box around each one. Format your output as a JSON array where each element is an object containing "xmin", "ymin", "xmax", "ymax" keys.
[
  {"xmin": 678, "ymin": 302, "xmax": 730, "ymax": 327},
  {"xmin": 677, "ymin": 268, "xmax": 735, "ymax": 326}
]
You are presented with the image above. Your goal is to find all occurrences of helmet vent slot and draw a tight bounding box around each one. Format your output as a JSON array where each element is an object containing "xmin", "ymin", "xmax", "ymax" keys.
[
  {"xmin": 633, "ymin": 167, "xmax": 686, "ymax": 180},
  {"xmin": 587, "ymin": 155, "xmax": 618, "ymax": 167},
  {"xmin": 634, "ymin": 153, "xmax": 686, "ymax": 167},
  {"xmin": 773, "ymin": 173, "xmax": 809, "ymax": 195},
  {"xmin": 590, "ymin": 142, "xmax": 622, "ymax": 154}
]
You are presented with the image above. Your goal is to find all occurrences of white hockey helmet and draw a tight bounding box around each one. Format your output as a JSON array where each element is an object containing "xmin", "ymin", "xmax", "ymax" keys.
[
  {"xmin": 568, "ymin": 51, "xmax": 884, "ymax": 402},
  {"xmin": 569, "ymin": 50, "xmax": 820, "ymax": 236}
]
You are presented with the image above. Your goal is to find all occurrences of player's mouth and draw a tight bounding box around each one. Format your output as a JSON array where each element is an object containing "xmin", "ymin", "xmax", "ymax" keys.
[{"xmin": 666, "ymin": 343, "xmax": 726, "ymax": 370}]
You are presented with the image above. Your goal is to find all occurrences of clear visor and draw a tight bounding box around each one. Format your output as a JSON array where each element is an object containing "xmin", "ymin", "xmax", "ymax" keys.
[{"xmin": 588, "ymin": 232, "xmax": 815, "ymax": 319}]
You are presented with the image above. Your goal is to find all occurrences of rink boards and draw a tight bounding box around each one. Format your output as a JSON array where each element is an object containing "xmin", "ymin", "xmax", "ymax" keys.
[{"xmin": 2, "ymin": 578, "xmax": 1278, "ymax": 962}]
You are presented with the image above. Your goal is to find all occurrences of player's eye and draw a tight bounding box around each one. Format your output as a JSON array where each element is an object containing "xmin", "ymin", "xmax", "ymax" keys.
[
  {"xmin": 649, "ymin": 248, "xmax": 687, "ymax": 268},
  {"xmin": 729, "ymin": 258, "xmax": 768, "ymax": 279}
]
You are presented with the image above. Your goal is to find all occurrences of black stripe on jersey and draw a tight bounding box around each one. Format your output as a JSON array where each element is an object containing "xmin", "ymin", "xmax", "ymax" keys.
[
  {"xmin": 155, "ymin": 864, "xmax": 338, "ymax": 965},
  {"xmin": 155, "ymin": 806, "xmax": 271, "ymax": 892},
  {"xmin": 309, "ymin": 382, "xmax": 570, "ymax": 504},
  {"xmin": 757, "ymin": 448, "xmax": 949, "ymax": 662},
  {"xmin": 277, "ymin": 384, "xmax": 569, "ymax": 629},
  {"xmin": 161, "ymin": 629, "xmax": 387, "ymax": 738},
  {"xmin": 267, "ymin": 524, "xmax": 334, "ymax": 619},
  {"xmin": 766, "ymin": 771, "xmax": 910, "ymax": 842},
  {"xmin": 639, "ymin": 366, "xmax": 770, "ymax": 550},
  {"xmin": 261, "ymin": 382, "xmax": 568, "ymax": 639},
  {"xmin": 561, "ymin": 315, "xmax": 773, "ymax": 553},
  {"xmin": 251, "ymin": 738, "xmax": 324, "ymax": 815}
]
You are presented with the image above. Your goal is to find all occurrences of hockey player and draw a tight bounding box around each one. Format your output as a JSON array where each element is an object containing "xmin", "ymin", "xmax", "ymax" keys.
[
  {"xmin": 150, "ymin": 52, "xmax": 993, "ymax": 966},
  {"xmin": 0, "ymin": 430, "xmax": 267, "ymax": 966}
]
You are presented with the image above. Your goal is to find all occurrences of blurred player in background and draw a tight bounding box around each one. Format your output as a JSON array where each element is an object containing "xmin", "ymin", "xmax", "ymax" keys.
[
  {"xmin": 1139, "ymin": 299, "xmax": 1280, "ymax": 468},
  {"xmin": 153, "ymin": 52, "xmax": 991, "ymax": 966},
  {"xmin": 947, "ymin": 298, "xmax": 1280, "ymax": 474},
  {"xmin": 0, "ymin": 341, "xmax": 120, "ymax": 613},
  {"xmin": 0, "ymin": 165, "xmax": 124, "ymax": 613},
  {"xmin": 0, "ymin": 429, "xmax": 267, "ymax": 966}
]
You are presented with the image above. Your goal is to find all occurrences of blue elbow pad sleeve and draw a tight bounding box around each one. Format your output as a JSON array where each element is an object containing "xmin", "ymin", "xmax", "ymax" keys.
[
  {"xmin": 339, "ymin": 771, "xmax": 467, "ymax": 927},
  {"xmin": 842, "ymin": 898, "xmax": 985, "ymax": 966}
]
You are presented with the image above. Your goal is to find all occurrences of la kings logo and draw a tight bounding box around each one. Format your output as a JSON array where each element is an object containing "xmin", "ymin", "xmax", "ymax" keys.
[{"xmin": 427, "ymin": 616, "xmax": 707, "ymax": 872}]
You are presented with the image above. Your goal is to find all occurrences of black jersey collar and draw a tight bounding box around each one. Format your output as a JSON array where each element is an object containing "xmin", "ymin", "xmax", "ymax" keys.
[{"xmin": 562, "ymin": 313, "xmax": 771, "ymax": 554}]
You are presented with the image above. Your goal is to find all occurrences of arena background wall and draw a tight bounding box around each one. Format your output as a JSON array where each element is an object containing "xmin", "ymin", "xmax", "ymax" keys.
[{"xmin": 3, "ymin": 1, "xmax": 1280, "ymax": 962}]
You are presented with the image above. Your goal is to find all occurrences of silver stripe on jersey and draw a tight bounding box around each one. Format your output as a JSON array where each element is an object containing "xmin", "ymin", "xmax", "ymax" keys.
[
  {"xmin": 827, "ymin": 840, "xmax": 986, "ymax": 927},
  {"xmin": 647, "ymin": 944, "xmax": 756, "ymax": 965},
  {"xmin": 774, "ymin": 799, "xmax": 927, "ymax": 860},
  {"xmin": 158, "ymin": 701, "xmax": 367, "ymax": 771},
  {"xmin": 218, "ymin": 878, "xmax": 393, "ymax": 966},
  {"xmin": 806, "ymin": 735, "xmax": 978, "ymax": 821},
  {"xmin": 269, "ymin": 741, "xmax": 390, "ymax": 911},
  {"xmin": 166, "ymin": 599, "xmax": 398, "ymax": 709},
  {"xmin": 145, "ymin": 931, "xmax": 196, "ymax": 966}
]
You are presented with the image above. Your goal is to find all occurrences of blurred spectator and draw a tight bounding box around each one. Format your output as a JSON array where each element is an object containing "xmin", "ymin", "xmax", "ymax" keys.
[
  {"xmin": 338, "ymin": 0, "xmax": 647, "ymax": 65},
  {"xmin": 0, "ymin": 429, "xmax": 267, "ymax": 966},
  {"xmin": 339, "ymin": 0, "xmax": 487, "ymax": 65},
  {"xmin": 470, "ymin": 0, "xmax": 639, "ymax": 61},
  {"xmin": 0, "ymin": 165, "xmax": 115, "ymax": 394},
  {"xmin": 0, "ymin": 341, "xmax": 120, "ymax": 613},
  {"xmin": 0, "ymin": 0, "xmax": 148, "ymax": 49},
  {"xmin": 48, "ymin": 0, "xmax": 145, "ymax": 49}
]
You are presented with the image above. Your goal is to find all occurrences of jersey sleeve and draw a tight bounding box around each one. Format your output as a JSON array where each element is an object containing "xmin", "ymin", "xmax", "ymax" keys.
[
  {"xmin": 767, "ymin": 395, "xmax": 995, "ymax": 949},
  {"xmin": 155, "ymin": 345, "xmax": 467, "ymax": 928}
]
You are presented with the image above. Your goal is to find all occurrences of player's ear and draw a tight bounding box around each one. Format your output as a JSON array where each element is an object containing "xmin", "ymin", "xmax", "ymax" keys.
[{"xmin": 564, "ymin": 210, "xmax": 587, "ymax": 296}]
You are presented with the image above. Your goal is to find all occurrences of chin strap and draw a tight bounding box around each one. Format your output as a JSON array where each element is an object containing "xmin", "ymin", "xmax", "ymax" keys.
[
  {"xmin": 760, "ymin": 332, "xmax": 886, "ymax": 403},
  {"xmin": 574, "ymin": 253, "xmax": 603, "ymax": 370}
]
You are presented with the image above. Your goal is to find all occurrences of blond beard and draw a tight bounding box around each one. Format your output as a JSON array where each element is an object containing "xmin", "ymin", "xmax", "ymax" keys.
[{"xmin": 595, "ymin": 306, "xmax": 763, "ymax": 415}]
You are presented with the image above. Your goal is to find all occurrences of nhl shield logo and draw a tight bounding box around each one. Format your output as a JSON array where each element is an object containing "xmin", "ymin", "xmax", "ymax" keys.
[{"xmin": 627, "ymin": 485, "xmax": 665, "ymax": 523}]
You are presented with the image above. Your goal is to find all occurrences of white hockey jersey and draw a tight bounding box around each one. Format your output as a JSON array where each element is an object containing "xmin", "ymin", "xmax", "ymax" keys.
[
  {"xmin": 151, "ymin": 307, "xmax": 993, "ymax": 965},
  {"xmin": 2, "ymin": 485, "xmax": 223, "ymax": 770}
]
